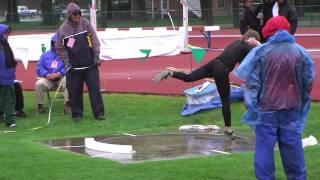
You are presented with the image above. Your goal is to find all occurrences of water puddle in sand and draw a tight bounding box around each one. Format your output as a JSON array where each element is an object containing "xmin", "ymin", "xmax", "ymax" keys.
[{"xmin": 41, "ymin": 130, "xmax": 254, "ymax": 164}]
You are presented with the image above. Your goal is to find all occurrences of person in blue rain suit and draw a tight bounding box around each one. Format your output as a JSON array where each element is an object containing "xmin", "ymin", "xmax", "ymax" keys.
[
  {"xmin": 35, "ymin": 33, "xmax": 70, "ymax": 114},
  {"xmin": 235, "ymin": 16, "xmax": 316, "ymax": 180},
  {"xmin": 0, "ymin": 24, "xmax": 17, "ymax": 128}
]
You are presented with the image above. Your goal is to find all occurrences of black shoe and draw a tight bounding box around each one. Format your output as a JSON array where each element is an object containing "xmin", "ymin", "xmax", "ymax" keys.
[
  {"xmin": 6, "ymin": 122, "xmax": 17, "ymax": 128},
  {"xmin": 0, "ymin": 113, "xmax": 3, "ymax": 123},
  {"xmin": 96, "ymin": 115, "xmax": 106, "ymax": 121},
  {"xmin": 37, "ymin": 104, "xmax": 45, "ymax": 114},
  {"xmin": 73, "ymin": 116, "xmax": 82, "ymax": 122},
  {"xmin": 15, "ymin": 110, "xmax": 27, "ymax": 118}
]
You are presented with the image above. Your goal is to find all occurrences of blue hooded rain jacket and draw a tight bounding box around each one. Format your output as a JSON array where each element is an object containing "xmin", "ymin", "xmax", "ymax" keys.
[
  {"xmin": 0, "ymin": 24, "xmax": 15, "ymax": 86},
  {"xmin": 235, "ymin": 30, "xmax": 316, "ymax": 134},
  {"xmin": 37, "ymin": 34, "xmax": 65, "ymax": 80}
]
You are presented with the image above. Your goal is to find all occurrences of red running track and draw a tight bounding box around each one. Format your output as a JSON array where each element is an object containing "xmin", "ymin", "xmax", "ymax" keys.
[{"xmin": 15, "ymin": 27, "xmax": 320, "ymax": 101}]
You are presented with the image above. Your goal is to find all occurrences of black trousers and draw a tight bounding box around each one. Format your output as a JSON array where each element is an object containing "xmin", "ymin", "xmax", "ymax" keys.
[
  {"xmin": 14, "ymin": 82, "xmax": 24, "ymax": 111},
  {"xmin": 66, "ymin": 65, "xmax": 105, "ymax": 118},
  {"xmin": 172, "ymin": 59, "xmax": 231, "ymax": 127}
]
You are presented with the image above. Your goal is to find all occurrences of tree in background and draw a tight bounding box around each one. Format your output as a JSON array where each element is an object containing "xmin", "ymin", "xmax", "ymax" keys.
[
  {"xmin": 200, "ymin": 0, "xmax": 213, "ymax": 25},
  {"xmin": 99, "ymin": 0, "xmax": 108, "ymax": 27},
  {"xmin": 41, "ymin": 0, "xmax": 55, "ymax": 25},
  {"xmin": 307, "ymin": 0, "xmax": 320, "ymax": 4},
  {"xmin": 232, "ymin": 0, "xmax": 240, "ymax": 27},
  {"xmin": 107, "ymin": 0, "xmax": 113, "ymax": 19},
  {"xmin": 135, "ymin": 0, "xmax": 147, "ymax": 22},
  {"xmin": 294, "ymin": 0, "xmax": 307, "ymax": 16},
  {"xmin": 6, "ymin": 0, "xmax": 19, "ymax": 22}
]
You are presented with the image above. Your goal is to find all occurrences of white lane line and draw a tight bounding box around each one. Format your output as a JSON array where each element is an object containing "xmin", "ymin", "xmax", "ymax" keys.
[
  {"xmin": 52, "ymin": 145, "xmax": 85, "ymax": 148},
  {"xmin": 210, "ymin": 149, "xmax": 231, "ymax": 155},
  {"xmin": 122, "ymin": 133, "xmax": 137, "ymax": 136}
]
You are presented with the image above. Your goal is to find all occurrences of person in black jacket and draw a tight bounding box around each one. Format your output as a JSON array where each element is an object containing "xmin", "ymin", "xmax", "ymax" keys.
[
  {"xmin": 255, "ymin": 0, "xmax": 275, "ymax": 42},
  {"xmin": 257, "ymin": 0, "xmax": 297, "ymax": 42},
  {"xmin": 240, "ymin": 0, "xmax": 260, "ymax": 35},
  {"xmin": 262, "ymin": 0, "xmax": 275, "ymax": 28},
  {"xmin": 275, "ymin": 0, "xmax": 298, "ymax": 34},
  {"xmin": 56, "ymin": 2, "xmax": 105, "ymax": 122},
  {"xmin": 154, "ymin": 29, "xmax": 261, "ymax": 136}
]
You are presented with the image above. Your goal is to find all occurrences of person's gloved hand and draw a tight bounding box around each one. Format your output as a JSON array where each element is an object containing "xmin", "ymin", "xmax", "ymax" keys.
[
  {"xmin": 94, "ymin": 55, "xmax": 101, "ymax": 66},
  {"xmin": 65, "ymin": 61, "xmax": 73, "ymax": 72}
]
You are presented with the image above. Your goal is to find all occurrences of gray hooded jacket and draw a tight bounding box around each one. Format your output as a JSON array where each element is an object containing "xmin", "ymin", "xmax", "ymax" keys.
[{"xmin": 55, "ymin": 2, "xmax": 100, "ymax": 69}]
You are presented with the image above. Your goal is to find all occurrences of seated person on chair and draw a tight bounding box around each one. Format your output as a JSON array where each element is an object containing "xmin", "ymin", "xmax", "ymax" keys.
[{"xmin": 35, "ymin": 33, "xmax": 70, "ymax": 114}]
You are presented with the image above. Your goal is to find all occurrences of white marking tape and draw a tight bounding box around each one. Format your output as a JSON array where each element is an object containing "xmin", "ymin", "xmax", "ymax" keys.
[
  {"xmin": 210, "ymin": 149, "xmax": 231, "ymax": 155},
  {"xmin": 122, "ymin": 133, "xmax": 137, "ymax": 136}
]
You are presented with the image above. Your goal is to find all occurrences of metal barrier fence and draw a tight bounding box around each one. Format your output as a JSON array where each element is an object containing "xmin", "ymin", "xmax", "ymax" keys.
[{"xmin": 1, "ymin": 6, "xmax": 319, "ymax": 30}]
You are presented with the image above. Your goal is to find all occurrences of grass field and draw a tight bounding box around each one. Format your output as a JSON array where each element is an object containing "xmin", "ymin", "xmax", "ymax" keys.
[{"xmin": 0, "ymin": 92, "xmax": 319, "ymax": 180}]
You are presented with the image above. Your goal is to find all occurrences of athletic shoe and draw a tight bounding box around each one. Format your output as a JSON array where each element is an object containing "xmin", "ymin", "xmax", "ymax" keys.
[
  {"xmin": 9, "ymin": 123, "xmax": 17, "ymax": 128},
  {"xmin": 64, "ymin": 102, "xmax": 71, "ymax": 114},
  {"xmin": 73, "ymin": 116, "xmax": 81, "ymax": 122},
  {"xmin": 224, "ymin": 127, "xmax": 234, "ymax": 136},
  {"xmin": 6, "ymin": 123, "xmax": 17, "ymax": 128},
  {"xmin": 154, "ymin": 70, "xmax": 173, "ymax": 83},
  {"xmin": 37, "ymin": 104, "xmax": 45, "ymax": 114},
  {"xmin": 96, "ymin": 115, "xmax": 106, "ymax": 121}
]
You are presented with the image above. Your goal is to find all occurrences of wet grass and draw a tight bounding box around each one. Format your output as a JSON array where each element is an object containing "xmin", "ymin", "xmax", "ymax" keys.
[{"xmin": 0, "ymin": 92, "xmax": 319, "ymax": 180}]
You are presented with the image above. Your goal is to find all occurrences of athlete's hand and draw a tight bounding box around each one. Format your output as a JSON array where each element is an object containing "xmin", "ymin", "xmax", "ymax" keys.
[{"xmin": 246, "ymin": 37, "xmax": 261, "ymax": 46}]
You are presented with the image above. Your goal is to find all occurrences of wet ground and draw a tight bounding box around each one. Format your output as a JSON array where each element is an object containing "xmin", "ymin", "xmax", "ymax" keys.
[{"xmin": 41, "ymin": 130, "xmax": 255, "ymax": 164}]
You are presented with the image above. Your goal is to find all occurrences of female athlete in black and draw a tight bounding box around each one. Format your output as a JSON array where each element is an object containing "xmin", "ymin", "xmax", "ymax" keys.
[{"xmin": 154, "ymin": 29, "xmax": 261, "ymax": 135}]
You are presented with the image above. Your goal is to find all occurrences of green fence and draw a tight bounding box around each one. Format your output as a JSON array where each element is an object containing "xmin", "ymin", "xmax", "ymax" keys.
[{"xmin": 1, "ymin": 6, "xmax": 319, "ymax": 31}]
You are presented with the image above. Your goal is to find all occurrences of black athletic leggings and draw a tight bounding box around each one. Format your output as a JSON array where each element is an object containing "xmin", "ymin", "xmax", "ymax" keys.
[
  {"xmin": 172, "ymin": 59, "xmax": 231, "ymax": 127},
  {"xmin": 14, "ymin": 82, "xmax": 24, "ymax": 111}
]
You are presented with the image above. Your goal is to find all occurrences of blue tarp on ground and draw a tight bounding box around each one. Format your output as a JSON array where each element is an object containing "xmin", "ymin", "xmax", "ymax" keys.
[{"xmin": 181, "ymin": 82, "xmax": 244, "ymax": 115}]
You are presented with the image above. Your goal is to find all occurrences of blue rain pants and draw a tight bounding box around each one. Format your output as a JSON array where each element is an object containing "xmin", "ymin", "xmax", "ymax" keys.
[{"xmin": 254, "ymin": 124, "xmax": 306, "ymax": 180}]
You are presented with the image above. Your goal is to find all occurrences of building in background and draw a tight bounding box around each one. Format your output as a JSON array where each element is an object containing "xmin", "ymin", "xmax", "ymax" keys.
[
  {"xmin": 0, "ymin": 0, "xmax": 233, "ymax": 17},
  {"xmin": 0, "ymin": 0, "xmax": 318, "ymax": 28},
  {"xmin": 0, "ymin": 0, "xmax": 314, "ymax": 17}
]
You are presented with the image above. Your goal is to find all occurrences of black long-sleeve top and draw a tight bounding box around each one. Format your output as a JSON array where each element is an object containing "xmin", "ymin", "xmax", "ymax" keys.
[{"xmin": 216, "ymin": 39, "xmax": 256, "ymax": 72}]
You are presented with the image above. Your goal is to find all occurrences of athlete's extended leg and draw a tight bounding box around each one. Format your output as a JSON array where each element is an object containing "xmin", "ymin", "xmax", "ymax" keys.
[
  {"xmin": 154, "ymin": 59, "xmax": 217, "ymax": 83},
  {"xmin": 173, "ymin": 61, "xmax": 217, "ymax": 82}
]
